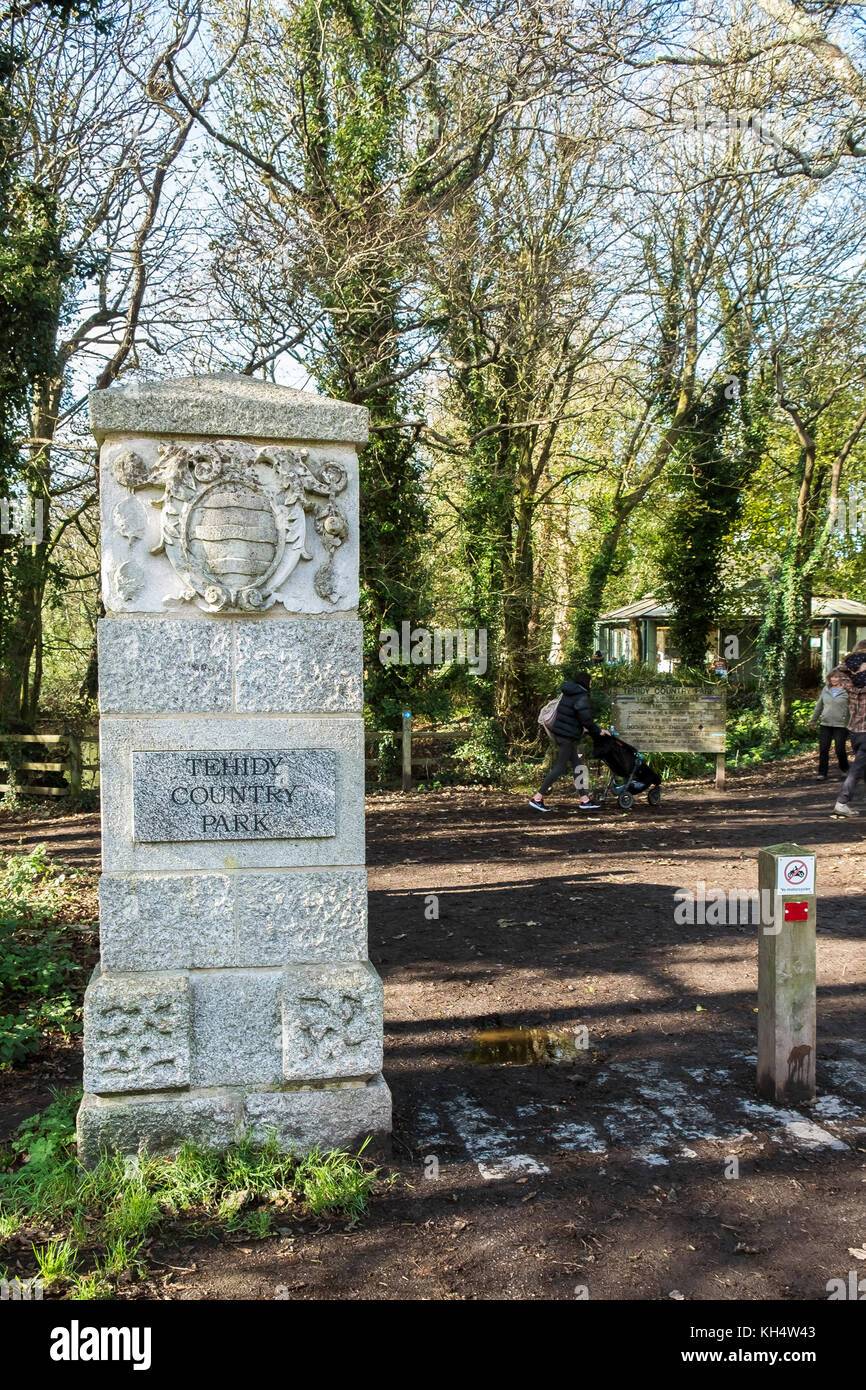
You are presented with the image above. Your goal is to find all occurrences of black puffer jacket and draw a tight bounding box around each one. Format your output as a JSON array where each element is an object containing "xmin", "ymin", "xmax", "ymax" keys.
[{"xmin": 552, "ymin": 681, "xmax": 601, "ymax": 743}]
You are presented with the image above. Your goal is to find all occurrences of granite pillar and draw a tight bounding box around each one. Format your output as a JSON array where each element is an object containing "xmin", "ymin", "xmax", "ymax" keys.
[{"xmin": 77, "ymin": 374, "xmax": 390, "ymax": 1162}]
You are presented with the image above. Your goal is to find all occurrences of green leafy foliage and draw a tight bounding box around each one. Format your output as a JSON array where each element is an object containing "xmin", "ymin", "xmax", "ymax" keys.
[
  {"xmin": 289, "ymin": 0, "xmax": 431, "ymax": 731},
  {"xmin": 658, "ymin": 392, "xmax": 749, "ymax": 668},
  {"xmin": 0, "ymin": 35, "xmax": 70, "ymax": 725},
  {"xmin": 0, "ymin": 846, "xmax": 90, "ymax": 1067},
  {"xmin": 726, "ymin": 698, "xmax": 815, "ymax": 765},
  {"xmin": 450, "ymin": 716, "xmax": 508, "ymax": 784}
]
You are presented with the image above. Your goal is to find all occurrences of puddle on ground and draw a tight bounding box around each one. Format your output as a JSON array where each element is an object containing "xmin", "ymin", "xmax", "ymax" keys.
[{"xmin": 466, "ymin": 1027, "xmax": 584, "ymax": 1065}]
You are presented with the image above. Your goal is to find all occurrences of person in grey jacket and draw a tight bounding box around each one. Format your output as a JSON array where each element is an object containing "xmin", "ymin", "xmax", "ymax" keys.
[{"xmin": 810, "ymin": 672, "xmax": 850, "ymax": 779}]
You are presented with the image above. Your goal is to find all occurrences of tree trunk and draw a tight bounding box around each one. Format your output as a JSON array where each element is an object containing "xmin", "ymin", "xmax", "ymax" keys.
[
  {"xmin": 15, "ymin": 372, "xmax": 61, "ymax": 723},
  {"xmin": 547, "ymin": 502, "xmax": 574, "ymax": 664},
  {"xmin": 569, "ymin": 513, "xmax": 625, "ymax": 662},
  {"xmin": 498, "ymin": 448, "xmax": 535, "ymax": 740}
]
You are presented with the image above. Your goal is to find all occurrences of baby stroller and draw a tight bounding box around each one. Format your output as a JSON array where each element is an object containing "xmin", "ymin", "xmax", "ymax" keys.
[{"xmin": 589, "ymin": 730, "xmax": 662, "ymax": 810}]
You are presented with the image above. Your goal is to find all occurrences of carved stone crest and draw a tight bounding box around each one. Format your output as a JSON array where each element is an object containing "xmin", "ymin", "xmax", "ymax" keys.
[{"xmin": 112, "ymin": 440, "xmax": 349, "ymax": 611}]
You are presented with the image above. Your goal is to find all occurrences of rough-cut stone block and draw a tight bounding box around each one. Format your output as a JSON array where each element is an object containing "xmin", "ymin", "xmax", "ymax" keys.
[
  {"xmin": 190, "ymin": 971, "xmax": 282, "ymax": 1087},
  {"xmin": 244, "ymin": 1074, "xmax": 391, "ymax": 1155},
  {"xmin": 132, "ymin": 749, "xmax": 337, "ymax": 843},
  {"xmin": 99, "ymin": 874, "xmax": 235, "ymax": 971},
  {"xmin": 282, "ymin": 961, "xmax": 383, "ymax": 1082},
  {"xmin": 235, "ymin": 870, "xmax": 367, "ymax": 966},
  {"xmin": 99, "ymin": 869, "xmax": 368, "ymax": 971},
  {"xmin": 77, "ymin": 1091, "xmax": 241, "ymax": 1165},
  {"xmin": 83, "ymin": 970, "xmax": 190, "ymax": 1095},
  {"xmin": 235, "ymin": 618, "xmax": 363, "ymax": 713},
  {"xmin": 90, "ymin": 373, "xmax": 369, "ymax": 445},
  {"xmin": 100, "ymin": 715, "xmax": 365, "ymax": 872},
  {"xmin": 98, "ymin": 618, "xmax": 233, "ymax": 714}
]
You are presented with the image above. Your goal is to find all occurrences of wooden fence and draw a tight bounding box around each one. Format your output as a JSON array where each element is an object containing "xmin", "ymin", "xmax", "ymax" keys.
[
  {"xmin": 365, "ymin": 720, "xmax": 471, "ymax": 791},
  {"xmin": 0, "ymin": 728, "xmax": 99, "ymax": 799}
]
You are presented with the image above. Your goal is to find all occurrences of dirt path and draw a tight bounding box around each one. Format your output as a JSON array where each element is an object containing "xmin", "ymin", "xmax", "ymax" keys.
[
  {"xmin": 0, "ymin": 810, "xmax": 100, "ymax": 867},
  {"xmin": 2, "ymin": 755, "xmax": 865, "ymax": 1300}
]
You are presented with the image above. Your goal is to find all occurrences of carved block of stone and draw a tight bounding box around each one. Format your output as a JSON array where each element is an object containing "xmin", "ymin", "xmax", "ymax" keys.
[
  {"xmin": 282, "ymin": 962, "xmax": 383, "ymax": 1081},
  {"xmin": 98, "ymin": 869, "xmax": 368, "ymax": 971},
  {"xmin": 107, "ymin": 437, "xmax": 350, "ymax": 614},
  {"xmin": 234, "ymin": 618, "xmax": 363, "ymax": 713},
  {"xmin": 83, "ymin": 970, "xmax": 191, "ymax": 1094},
  {"xmin": 98, "ymin": 618, "xmax": 233, "ymax": 714}
]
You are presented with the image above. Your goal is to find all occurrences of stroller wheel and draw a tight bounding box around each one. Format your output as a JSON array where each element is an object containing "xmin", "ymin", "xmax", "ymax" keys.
[
  {"xmin": 647, "ymin": 786, "xmax": 662, "ymax": 806},
  {"xmin": 617, "ymin": 791, "xmax": 634, "ymax": 810}
]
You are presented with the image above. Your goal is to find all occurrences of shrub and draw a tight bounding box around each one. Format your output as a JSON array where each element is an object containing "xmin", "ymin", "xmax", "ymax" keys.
[
  {"xmin": 450, "ymin": 716, "xmax": 508, "ymax": 784},
  {"xmin": 0, "ymin": 847, "xmax": 89, "ymax": 1068}
]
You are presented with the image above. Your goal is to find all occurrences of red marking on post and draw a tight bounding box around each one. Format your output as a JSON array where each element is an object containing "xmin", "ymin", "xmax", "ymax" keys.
[{"xmin": 783, "ymin": 900, "xmax": 809, "ymax": 922}]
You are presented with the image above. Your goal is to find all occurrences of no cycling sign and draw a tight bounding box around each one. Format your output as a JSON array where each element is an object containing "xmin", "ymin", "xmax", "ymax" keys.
[{"xmin": 777, "ymin": 855, "xmax": 815, "ymax": 895}]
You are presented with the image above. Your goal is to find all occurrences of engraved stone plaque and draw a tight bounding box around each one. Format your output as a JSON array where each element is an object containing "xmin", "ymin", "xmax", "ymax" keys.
[{"xmin": 132, "ymin": 749, "xmax": 337, "ymax": 842}]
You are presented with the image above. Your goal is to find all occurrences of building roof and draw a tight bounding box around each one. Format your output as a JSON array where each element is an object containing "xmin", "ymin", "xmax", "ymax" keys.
[
  {"xmin": 599, "ymin": 594, "xmax": 866, "ymax": 624},
  {"xmin": 598, "ymin": 596, "xmax": 672, "ymax": 621},
  {"xmin": 812, "ymin": 597, "xmax": 866, "ymax": 619}
]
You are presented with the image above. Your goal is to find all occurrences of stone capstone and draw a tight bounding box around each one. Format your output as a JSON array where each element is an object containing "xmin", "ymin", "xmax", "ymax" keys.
[{"xmin": 89, "ymin": 373, "xmax": 369, "ymax": 445}]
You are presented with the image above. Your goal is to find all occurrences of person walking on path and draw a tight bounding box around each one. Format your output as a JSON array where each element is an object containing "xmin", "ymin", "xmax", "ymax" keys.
[
  {"xmin": 809, "ymin": 672, "xmax": 850, "ymax": 780},
  {"xmin": 529, "ymin": 674, "xmax": 608, "ymax": 813},
  {"xmin": 828, "ymin": 640, "xmax": 866, "ymax": 816}
]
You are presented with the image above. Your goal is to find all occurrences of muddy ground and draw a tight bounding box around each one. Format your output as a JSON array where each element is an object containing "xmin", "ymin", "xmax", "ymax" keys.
[{"xmin": 1, "ymin": 752, "xmax": 865, "ymax": 1302}]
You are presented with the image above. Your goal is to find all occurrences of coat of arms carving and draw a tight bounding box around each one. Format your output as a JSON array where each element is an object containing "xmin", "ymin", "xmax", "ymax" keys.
[{"xmin": 112, "ymin": 439, "xmax": 349, "ymax": 611}]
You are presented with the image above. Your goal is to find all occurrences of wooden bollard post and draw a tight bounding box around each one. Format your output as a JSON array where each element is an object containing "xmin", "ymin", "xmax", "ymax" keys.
[
  {"xmin": 65, "ymin": 730, "xmax": 82, "ymax": 797},
  {"xmin": 757, "ymin": 842, "xmax": 816, "ymax": 1104},
  {"xmin": 401, "ymin": 710, "xmax": 412, "ymax": 793}
]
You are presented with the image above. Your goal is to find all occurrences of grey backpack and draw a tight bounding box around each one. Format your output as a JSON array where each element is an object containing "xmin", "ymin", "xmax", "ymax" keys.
[{"xmin": 538, "ymin": 696, "xmax": 561, "ymax": 744}]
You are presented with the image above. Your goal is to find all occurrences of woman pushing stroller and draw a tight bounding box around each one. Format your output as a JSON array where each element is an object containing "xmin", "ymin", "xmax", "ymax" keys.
[
  {"xmin": 530, "ymin": 673, "xmax": 662, "ymax": 813},
  {"xmin": 529, "ymin": 674, "xmax": 610, "ymax": 813}
]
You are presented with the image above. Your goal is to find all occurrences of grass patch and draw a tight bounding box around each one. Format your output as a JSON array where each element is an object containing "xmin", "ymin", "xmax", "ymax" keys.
[
  {"xmin": 0, "ymin": 1089, "xmax": 390, "ymax": 1298},
  {"xmin": 33, "ymin": 1235, "xmax": 79, "ymax": 1285},
  {"xmin": 0, "ymin": 845, "xmax": 98, "ymax": 1068}
]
